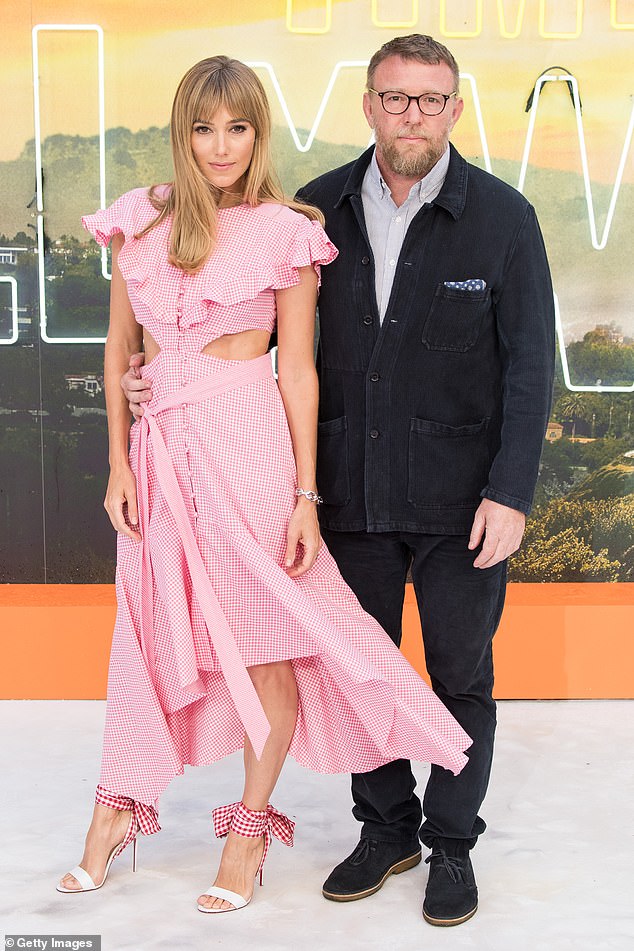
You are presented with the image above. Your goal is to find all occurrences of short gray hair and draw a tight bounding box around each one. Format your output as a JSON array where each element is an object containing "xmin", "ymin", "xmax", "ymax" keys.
[{"xmin": 367, "ymin": 34, "xmax": 460, "ymax": 92}]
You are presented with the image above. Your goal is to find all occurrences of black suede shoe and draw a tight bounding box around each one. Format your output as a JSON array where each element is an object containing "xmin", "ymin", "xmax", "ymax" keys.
[
  {"xmin": 422, "ymin": 837, "xmax": 478, "ymax": 926},
  {"xmin": 322, "ymin": 838, "xmax": 421, "ymax": 902}
]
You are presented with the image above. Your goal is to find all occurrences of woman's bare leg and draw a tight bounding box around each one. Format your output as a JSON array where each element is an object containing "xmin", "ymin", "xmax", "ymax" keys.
[
  {"xmin": 58, "ymin": 803, "xmax": 132, "ymax": 890},
  {"xmin": 198, "ymin": 659, "xmax": 298, "ymax": 911}
]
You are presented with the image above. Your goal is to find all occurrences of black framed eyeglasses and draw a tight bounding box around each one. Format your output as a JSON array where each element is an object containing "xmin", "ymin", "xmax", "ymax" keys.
[{"xmin": 368, "ymin": 88, "xmax": 457, "ymax": 116}]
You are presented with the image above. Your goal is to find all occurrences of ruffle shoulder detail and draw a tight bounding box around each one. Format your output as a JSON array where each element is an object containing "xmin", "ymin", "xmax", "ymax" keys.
[
  {"xmin": 82, "ymin": 187, "xmax": 165, "ymax": 247},
  {"xmin": 187, "ymin": 206, "xmax": 338, "ymax": 319},
  {"xmin": 82, "ymin": 187, "xmax": 176, "ymax": 325},
  {"xmin": 270, "ymin": 210, "xmax": 338, "ymax": 292},
  {"xmin": 82, "ymin": 198, "xmax": 338, "ymax": 329}
]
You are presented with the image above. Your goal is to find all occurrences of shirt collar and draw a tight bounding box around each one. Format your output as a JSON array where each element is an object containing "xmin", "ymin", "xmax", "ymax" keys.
[
  {"xmin": 366, "ymin": 146, "xmax": 450, "ymax": 205},
  {"xmin": 337, "ymin": 144, "xmax": 467, "ymax": 220},
  {"xmin": 367, "ymin": 150, "xmax": 387, "ymax": 197}
]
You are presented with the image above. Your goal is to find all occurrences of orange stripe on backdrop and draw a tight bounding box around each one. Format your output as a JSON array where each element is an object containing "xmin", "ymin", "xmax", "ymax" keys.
[{"xmin": 0, "ymin": 583, "xmax": 632, "ymax": 699}]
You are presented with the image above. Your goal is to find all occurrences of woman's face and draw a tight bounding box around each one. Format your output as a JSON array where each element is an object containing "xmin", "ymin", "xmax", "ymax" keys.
[{"xmin": 190, "ymin": 104, "xmax": 256, "ymax": 204}]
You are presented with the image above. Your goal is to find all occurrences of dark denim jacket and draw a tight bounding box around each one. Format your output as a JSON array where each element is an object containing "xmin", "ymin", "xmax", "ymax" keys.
[{"xmin": 297, "ymin": 144, "xmax": 555, "ymax": 534}]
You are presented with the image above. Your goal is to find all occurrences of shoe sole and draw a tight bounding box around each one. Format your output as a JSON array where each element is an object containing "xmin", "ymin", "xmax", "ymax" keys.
[
  {"xmin": 322, "ymin": 851, "xmax": 422, "ymax": 902},
  {"xmin": 422, "ymin": 902, "xmax": 478, "ymax": 927}
]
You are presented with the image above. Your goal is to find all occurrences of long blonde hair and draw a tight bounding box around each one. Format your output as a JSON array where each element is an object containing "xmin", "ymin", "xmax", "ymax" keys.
[{"xmin": 137, "ymin": 56, "xmax": 324, "ymax": 273}]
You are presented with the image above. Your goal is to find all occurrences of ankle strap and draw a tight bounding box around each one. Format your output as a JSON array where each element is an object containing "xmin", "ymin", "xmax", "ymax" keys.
[
  {"xmin": 95, "ymin": 784, "xmax": 161, "ymax": 842},
  {"xmin": 212, "ymin": 801, "xmax": 295, "ymax": 875}
]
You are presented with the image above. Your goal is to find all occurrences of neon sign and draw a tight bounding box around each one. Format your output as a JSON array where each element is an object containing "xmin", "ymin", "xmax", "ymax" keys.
[{"xmin": 5, "ymin": 21, "xmax": 630, "ymax": 396}]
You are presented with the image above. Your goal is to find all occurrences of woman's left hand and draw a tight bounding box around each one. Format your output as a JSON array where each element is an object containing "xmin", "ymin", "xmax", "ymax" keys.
[{"xmin": 284, "ymin": 498, "xmax": 322, "ymax": 577}]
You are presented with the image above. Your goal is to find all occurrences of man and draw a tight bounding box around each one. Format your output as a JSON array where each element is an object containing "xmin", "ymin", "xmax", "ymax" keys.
[
  {"xmin": 122, "ymin": 35, "xmax": 554, "ymax": 927},
  {"xmin": 296, "ymin": 34, "xmax": 554, "ymax": 927}
]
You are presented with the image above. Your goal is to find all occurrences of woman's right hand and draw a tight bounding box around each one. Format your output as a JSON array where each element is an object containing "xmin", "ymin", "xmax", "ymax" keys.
[{"xmin": 104, "ymin": 463, "xmax": 141, "ymax": 541}]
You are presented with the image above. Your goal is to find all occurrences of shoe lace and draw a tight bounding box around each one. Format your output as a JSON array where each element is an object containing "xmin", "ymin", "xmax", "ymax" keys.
[{"xmin": 425, "ymin": 849, "xmax": 467, "ymax": 884}]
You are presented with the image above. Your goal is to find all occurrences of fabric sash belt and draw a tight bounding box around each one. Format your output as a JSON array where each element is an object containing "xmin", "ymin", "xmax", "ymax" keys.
[{"xmin": 136, "ymin": 354, "xmax": 273, "ymax": 759}]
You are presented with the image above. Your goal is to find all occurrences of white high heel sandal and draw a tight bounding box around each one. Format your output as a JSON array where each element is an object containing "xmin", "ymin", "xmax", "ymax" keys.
[
  {"xmin": 197, "ymin": 801, "xmax": 295, "ymax": 914},
  {"xmin": 56, "ymin": 816, "xmax": 138, "ymax": 893}
]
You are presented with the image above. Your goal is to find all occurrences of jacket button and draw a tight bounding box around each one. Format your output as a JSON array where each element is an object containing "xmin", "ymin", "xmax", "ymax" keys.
[
  {"xmin": 361, "ymin": 255, "xmax": 370, "ymax": 265},
  {"xmin": 363, "ymin": 315, "xmax": 373, "ymax": 325},
  {"xmin": 370, "ymin": 372, "xmax": 380, "ymax": 382},
  {"xmin": 369, "ymin": 429, "xmax": 380, "ymax": 439}
]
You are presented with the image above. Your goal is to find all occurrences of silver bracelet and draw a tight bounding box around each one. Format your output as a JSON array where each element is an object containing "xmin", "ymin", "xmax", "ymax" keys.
[{"xmin": 295, "ymin": 488, "xmax": 323, "ymax": 504}]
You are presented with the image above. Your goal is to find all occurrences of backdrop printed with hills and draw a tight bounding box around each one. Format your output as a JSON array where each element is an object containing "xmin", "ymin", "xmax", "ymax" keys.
[{"xmin": 1, "ymin": 0, "xmax": 633, "ymax": 585}]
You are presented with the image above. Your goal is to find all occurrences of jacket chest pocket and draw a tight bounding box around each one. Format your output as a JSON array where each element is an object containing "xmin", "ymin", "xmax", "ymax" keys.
[{"xmin": 421, "ymin": 284, "xmax": 491, "ymax": 352}]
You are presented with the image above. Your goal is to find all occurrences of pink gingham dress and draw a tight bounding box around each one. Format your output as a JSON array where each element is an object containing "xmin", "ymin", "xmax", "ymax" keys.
[{"xmin": 82, "ymin": 187, "xmax": 471, "ymax": 827}]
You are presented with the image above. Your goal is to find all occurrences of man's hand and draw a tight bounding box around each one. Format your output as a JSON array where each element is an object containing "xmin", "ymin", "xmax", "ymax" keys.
[
  {"xmin": 121, "ymin": 352, "xmax": 151, "ymax": 419},
  {"xmin": 468, "ymin": 498, "xmax": 526, "ymax": 569}
]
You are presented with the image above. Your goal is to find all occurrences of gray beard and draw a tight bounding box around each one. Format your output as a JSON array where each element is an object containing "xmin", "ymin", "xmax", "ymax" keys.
[{"xmin": 379, "ymin": 137, "xmax": 445, "ymax": 180}]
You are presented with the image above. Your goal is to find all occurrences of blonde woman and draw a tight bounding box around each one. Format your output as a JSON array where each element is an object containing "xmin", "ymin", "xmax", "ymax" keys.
[{"xmin": 57, "ymin": 56, "xmax": 470, "ymax": 914}]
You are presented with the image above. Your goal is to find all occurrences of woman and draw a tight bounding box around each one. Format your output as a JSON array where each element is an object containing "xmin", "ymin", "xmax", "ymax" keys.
[{"xmin": 57, "ymin": 56, "xmax": 471, "ymax": 914}]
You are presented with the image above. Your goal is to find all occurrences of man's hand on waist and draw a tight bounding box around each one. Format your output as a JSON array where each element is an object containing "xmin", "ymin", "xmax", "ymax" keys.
[{"xmin": 121, "ymin": 352, "xmax": 151, "ymax": 419}]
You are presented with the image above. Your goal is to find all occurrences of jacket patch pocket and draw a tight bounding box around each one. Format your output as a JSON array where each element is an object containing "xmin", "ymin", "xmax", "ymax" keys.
[
  {"xmin": 421, "ymin": 283, "xmax": 490, "ymax": 352},
  {"xmin": 407, "ymin": 416, "xmax": 490, "ymax": 508},
  {"xmin": 317, "ymin": 415, "xmax": 351, "ymax": 507}
]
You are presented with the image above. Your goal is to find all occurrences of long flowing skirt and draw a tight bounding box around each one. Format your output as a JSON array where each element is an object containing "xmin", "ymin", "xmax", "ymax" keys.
[{"xmin": 99, "ymin": 351, "xmax": 471, "ymax": 807}]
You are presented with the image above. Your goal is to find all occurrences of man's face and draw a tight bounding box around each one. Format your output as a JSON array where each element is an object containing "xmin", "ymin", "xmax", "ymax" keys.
[{"xmin": 363, "ymin": 56, "xmax": 463, "ymax": 180}]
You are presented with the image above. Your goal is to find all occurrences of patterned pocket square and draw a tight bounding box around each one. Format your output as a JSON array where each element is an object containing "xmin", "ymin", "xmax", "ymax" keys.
[{"xmin": 443, "ymin": 279, "xmax": 486, "ymax": 292}]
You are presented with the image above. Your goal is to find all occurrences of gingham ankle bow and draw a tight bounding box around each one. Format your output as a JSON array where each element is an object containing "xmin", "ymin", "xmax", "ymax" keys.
[{"xmin": 212, "ymin": 801, "xmax": 295, "ymax": 875}]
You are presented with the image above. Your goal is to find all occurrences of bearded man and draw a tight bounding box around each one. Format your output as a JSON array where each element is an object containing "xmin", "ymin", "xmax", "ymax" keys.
[{"xmin": 296, "ymin": 34, "xmax": 555, "ymax": 925}]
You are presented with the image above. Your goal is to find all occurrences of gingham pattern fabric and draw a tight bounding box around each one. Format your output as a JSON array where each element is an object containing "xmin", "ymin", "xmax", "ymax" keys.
[
  {"xmin": 82, "ymin": 190, "xmax": 472, "ymax": 813},
  {"xmin": 82, "ymin": 187, "xmax": 335, "ymax": 347},
  {"xmin": 213, "ymin": 801, "xmax": 295, "ymax": 876},
  {"xmin": 136, "ymin": 356, "xmax": 276, "ymax": 758},
  {"xmin": 95, "ymin": 783, "xmax": 161, "ymax": 842}
]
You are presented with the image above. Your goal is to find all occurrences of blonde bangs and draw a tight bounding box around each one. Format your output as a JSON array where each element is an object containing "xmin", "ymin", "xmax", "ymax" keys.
[{"xmin": 137, "ymin": 56, "xmax": 326, "ymax": 272}]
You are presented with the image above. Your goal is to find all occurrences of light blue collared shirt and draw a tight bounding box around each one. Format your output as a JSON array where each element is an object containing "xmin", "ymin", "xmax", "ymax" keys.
[{"xmin": 361, "ymin": 147, "xmax": 450, "ymax": 323}]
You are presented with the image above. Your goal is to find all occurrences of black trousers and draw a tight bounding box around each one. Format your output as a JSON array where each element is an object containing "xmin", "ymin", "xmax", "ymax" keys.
[{"xmin": 321, "ymin": 528, "xmax": 508, "ymax": 850}]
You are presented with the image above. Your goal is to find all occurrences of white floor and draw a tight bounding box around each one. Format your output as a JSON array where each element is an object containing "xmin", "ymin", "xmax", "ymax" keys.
[{"xmin": 1, "ymin": 700, "xmax": 633, "ymax": 951}]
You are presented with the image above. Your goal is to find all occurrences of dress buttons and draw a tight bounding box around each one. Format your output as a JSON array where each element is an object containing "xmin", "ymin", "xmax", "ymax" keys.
[
  {"xmin": 369, "ymin": 429, "xmax": 380, "ymax": 439},
  {"xmin": 361, "ymin": 255, "xmax": 370, "ymax": 265},
  {"xmin": 370, "ymin": 372, "xmax": 380, "ymax": 382},
  {"xmin": 363, "ymin": 315, "xmax": 373, "ymax": 325}
]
